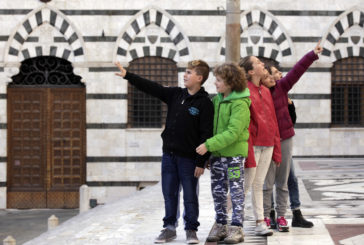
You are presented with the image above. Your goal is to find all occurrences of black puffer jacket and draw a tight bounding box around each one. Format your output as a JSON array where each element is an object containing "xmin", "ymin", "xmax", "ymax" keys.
[
  {"xmin": 125, "ymin": 72, "xmax": 214, "ymax": 168},
  {"xmin": 288, "ymin": 101, "xmax": 296, "ymax": 125}
]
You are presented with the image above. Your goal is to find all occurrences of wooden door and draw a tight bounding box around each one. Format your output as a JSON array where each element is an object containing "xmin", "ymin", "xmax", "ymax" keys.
[
  {"xmin": 7, "ymin": 89, "xmax": 47, "ymax": 208},
  {"xmin": 7, "ymin": 88, "xmax": 86, "ymax": 208},
  {"xmin": 47, "ymin": 88, "xmax": 86, "ymax": 208}
]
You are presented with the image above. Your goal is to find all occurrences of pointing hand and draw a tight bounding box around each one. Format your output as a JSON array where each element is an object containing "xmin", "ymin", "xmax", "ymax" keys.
[
  {"xmin": 115, "ymin": 62, "xmax": 127, "ymax": 78},
  {"xmin": 314, "ymin": 40, "xmax": 323, "ymax": 55}
]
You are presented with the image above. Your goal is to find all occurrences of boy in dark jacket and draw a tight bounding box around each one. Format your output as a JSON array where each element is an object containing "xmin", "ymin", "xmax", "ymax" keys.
[{"xmin": 115, "ymin": 60, "xmax": 214, "ymax": 244}]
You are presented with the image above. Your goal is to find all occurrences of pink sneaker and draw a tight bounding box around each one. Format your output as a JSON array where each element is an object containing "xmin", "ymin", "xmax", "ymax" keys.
[
  {"xmin": 264, "ymin": 217, "xmax": 271, "ymax": 228},
  {"xmin": 276, "ymin": 216, "xmax": 289, "ymax": 232}
]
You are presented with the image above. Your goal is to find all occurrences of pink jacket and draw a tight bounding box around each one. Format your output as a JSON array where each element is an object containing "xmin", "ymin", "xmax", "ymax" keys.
[{"xmin": 270, "ymin": 51, "xmax": 318, "ymax": 140}]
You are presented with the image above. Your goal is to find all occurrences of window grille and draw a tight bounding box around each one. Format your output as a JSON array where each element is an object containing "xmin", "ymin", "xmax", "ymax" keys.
[
  {"xmin": 331, "ymin": 57, "xmax": 364, "ymax": 127},
  {"xmin": 127, "ymin": 57, "xmax": 178, "ymax": 128}
]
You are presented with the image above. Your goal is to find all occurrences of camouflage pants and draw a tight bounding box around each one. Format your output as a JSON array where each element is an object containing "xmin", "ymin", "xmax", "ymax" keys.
[{"xmin": 210, "ymin": 156, "xmax": 245, "ymax": 226}]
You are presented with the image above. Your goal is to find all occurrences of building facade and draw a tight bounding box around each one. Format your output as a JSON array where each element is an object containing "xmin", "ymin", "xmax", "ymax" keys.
[{"xmin": 0, "ymin": 0, "xmax": 363, "ymax": 209}]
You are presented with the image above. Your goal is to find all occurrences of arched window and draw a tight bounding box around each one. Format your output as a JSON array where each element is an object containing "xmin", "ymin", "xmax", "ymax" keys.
[
  {"xmin": 127, "ymin": 56, "xmax": 178, "ymax": 128},
  {"xmin": 331, "ymin": 57, "xmax": 364, "ymax": 127}
]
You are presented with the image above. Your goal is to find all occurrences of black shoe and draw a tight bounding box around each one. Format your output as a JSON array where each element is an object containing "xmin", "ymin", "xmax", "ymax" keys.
[
  {"xmin": 292, "ymin": 209, "xmax": 314, "ymax": 228},
  {"xmin": 269, "ymin": 209, "xmax": 277, "ymax": 229}
]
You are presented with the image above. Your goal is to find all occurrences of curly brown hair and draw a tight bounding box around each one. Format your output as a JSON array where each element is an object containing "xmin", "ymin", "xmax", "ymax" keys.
[
  {"xmin": 187, "ymin": 60, "xmax": 210, "ymax": 84},
  {"xmin": 213, "ymin": 62, "xmax": 247, "ymax": 92}
]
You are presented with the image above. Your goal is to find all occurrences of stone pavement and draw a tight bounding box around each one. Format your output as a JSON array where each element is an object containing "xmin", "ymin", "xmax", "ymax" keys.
[
  {"xmin": 21, "ymin": 158, "xmax": 364, "ymax": 245},
  {"xmin": 0, "ymin": 209, "xmax": 78, "ymax": 244}
]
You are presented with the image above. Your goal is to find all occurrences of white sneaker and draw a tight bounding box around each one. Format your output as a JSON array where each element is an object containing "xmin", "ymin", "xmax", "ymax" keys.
[{"xmin": 254, "ymin": 222, "xmax": 273, "ymax": 236}]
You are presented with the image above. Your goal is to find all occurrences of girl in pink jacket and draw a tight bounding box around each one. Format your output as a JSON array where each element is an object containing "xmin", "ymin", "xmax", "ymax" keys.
[{"xmin": 261, "ymin": 41, "xmax": 322, "ymax": 232}]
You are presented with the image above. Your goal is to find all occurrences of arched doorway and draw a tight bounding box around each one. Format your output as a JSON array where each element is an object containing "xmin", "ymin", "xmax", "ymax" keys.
[{"xmin": 7, "ymin": 56, "xmax": 86, "ymax": 208}]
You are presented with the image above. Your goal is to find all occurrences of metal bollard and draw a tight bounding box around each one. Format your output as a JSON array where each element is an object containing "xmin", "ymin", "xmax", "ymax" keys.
[
  {"xmin": 48, "ymin": 215, "xmax": 59, "ymax": 231},
  {"xmin": 3, "ymin": 236, "xmax": 16, "ymax": 245},
  {"xmin": 79, "ymin": 184, "xmax": 90, "ymax": 213}
]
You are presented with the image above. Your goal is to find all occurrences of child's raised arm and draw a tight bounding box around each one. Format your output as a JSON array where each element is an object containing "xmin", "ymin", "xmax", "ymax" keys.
[
  {"xmin": 114, "ymin": 61, "xmax": 176, "ymax": 104},
  {"xmin": 276, "ymin": 40, "xmax": 321, "ymax": 92}
]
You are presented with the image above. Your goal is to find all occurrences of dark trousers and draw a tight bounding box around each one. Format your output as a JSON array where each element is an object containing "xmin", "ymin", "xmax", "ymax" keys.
[
  {"xmin": 161, "ymin": 152, "xmax": 200, "ymax": 231},
  {"xmin": 288, "ymin": 158, "xmax": 301, "ymax": 209}
]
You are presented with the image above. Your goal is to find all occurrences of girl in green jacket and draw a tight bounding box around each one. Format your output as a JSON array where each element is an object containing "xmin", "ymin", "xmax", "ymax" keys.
[{"xmin": 196, "ymin": 63, "xmax": 251, "ymax": 244}]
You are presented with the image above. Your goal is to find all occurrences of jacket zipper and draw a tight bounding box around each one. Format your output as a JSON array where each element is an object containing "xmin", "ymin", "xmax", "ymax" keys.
[
  {"xmin": 214, "ymin": 102, "xmax": 222, "ymax": 134},
  {"xmin": 257, "ymin": 86, "xmax": 267, "ymax": 140},
  {"xmin": 214, "ymin": 98, "xmax": 231, "ymax": 134},
  {"xmin": 260, "ymin": 86, "xmax": 270, "ymax": 141}
]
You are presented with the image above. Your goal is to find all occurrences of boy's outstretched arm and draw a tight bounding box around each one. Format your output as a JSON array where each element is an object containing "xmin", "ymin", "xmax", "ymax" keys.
[{"xmin": 115, "ymin": 62, "xmax": 174, "ymax": 103}]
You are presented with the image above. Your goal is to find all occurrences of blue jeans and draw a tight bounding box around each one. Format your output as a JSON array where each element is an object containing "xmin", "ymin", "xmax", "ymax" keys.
[
  {"xmin": 175, "ymin": 182, "xmax": 200, "ymax": 228},
  {"xmin": 161, "ymin": 152, "xmax": 199, "ymax": 231},
  {"xmin": 288, "ymin": 158, "xmax": 300, "ymax": 209}
]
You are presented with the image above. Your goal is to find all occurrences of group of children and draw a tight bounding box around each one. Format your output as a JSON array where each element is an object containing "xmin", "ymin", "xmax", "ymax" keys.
[{"xmin": 115, "ymin": 40, "xmax": 322, "ymax": 244}]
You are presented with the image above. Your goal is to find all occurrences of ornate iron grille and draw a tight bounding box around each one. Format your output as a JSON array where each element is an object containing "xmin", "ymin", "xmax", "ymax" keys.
[
  {"xmin": 331, "ymin": 57, "xmax": 364, "ymax": 127},
  {"xmin": 127, "ymin": 57, "xmax": 178, "ymax": 128},
  {"xmin": 10, "ymin": 56, "xmax": 84, "ymax": 87}
]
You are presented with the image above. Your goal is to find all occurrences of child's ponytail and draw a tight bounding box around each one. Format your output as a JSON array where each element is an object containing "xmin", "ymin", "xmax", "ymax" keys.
[{"xmin": 239, "ymin": 56, "xmax": 253, "ymax": 81}]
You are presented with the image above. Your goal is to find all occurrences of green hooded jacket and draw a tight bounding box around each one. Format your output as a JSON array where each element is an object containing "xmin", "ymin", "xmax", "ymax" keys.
[{"xmin": 205, "ymin": 88, "xmax": 251, "ymax": 157}]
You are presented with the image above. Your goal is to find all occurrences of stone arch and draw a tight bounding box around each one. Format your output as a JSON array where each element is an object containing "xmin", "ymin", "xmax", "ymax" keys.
[
  {"xmin": 114, "ymin": 6, "xmax": 191, "ymax": 63},
  {"xmin": 217, "ymin": 7, "xmax": 294, "ymax": 63},
  {"xmin": 322, "ymin": 6, "xmax": 364, "ymax": 62},
  {"xmin": 4, "ymin": 5, "xmax": 85, "ymax": 63}
]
